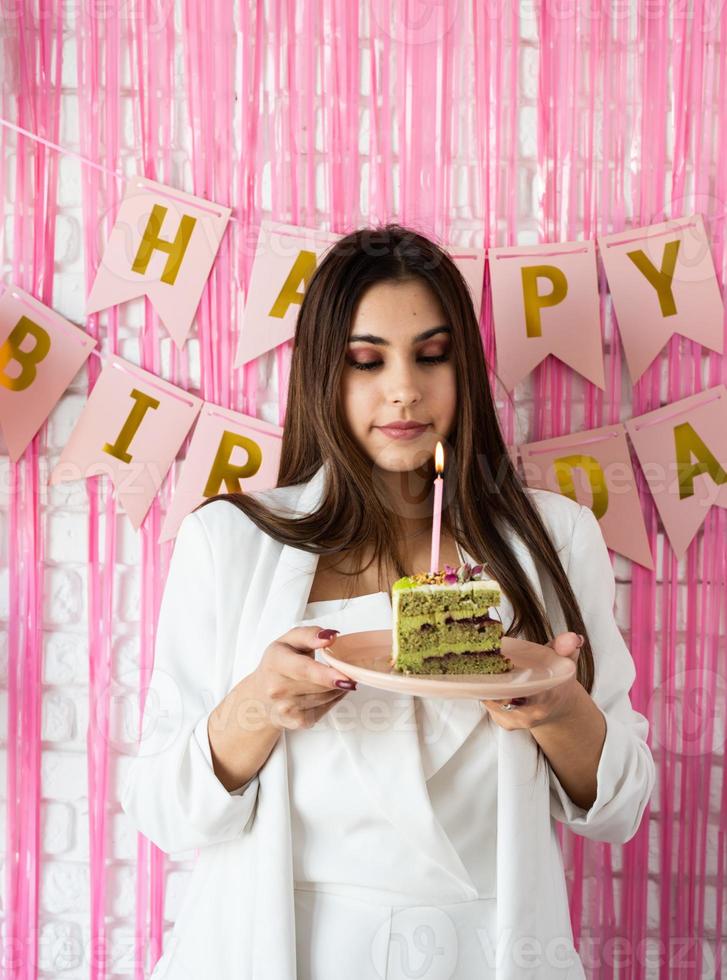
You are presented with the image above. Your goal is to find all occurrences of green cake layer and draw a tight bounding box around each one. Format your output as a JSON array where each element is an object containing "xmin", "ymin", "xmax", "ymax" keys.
[
  {"xmin": 400, "ymin": 651, "xmax": 513, "ymax": 676},
  {"xmin": 391, "ymin": 563, "xmax": 512, "ymax": 675}
]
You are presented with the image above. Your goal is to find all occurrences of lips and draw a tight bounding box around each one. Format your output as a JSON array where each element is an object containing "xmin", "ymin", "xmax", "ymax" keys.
[{"xmin": 376, "ymin": 423, "xmax": 430, "ymax": 441}]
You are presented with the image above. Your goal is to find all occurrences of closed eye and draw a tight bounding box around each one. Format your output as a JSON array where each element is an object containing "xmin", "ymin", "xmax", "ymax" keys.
[{"xmin": 347, "ymin": 353, "xmax": 450, "ymax": 372}]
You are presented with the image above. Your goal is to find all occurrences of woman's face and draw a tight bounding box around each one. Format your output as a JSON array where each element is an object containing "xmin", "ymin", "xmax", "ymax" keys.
[{"xmin": 341, "ymin": 278, "xmax": 457, "ymax": 474}]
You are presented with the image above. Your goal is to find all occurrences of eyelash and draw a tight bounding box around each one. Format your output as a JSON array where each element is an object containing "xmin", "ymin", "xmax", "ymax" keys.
[{"xmin": 347, "ymin": 353, "xmax": 450, "ymax": 372}]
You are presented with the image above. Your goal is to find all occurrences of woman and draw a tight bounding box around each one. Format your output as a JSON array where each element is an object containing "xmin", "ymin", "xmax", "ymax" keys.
[{"xmin": 121, "ymin": 224, "xmax": 655, "ymax": 979}]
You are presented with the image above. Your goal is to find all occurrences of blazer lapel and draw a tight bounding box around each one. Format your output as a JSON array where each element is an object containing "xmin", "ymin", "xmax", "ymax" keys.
[{"xmin": 241, "ymin": 462, "xmax": 330, "ymax": 676}]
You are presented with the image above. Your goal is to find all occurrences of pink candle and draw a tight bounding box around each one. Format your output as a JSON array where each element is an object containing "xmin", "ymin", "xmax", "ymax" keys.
[{"xmin": 429, "ymin": 442, "xmax": 445, "ymax": 574}]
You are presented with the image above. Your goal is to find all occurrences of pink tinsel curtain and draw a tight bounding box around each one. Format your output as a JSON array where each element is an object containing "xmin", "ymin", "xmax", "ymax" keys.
[{"xmin": 1, "ymin": 2, "xmax": 725, "ymax": 978}]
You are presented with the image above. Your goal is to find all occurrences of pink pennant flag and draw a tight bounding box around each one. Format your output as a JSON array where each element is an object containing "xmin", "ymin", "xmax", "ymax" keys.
[
  {"xmin": 0, "ymin": 285, "xmax": 97, "ymax": 461},
  {"xmin": 159, "ymin": 402, "xmax": 283, "ymax": 541},
  {"xmin": 519, "ymin": 423, "xmax": 653, "ymax": 569},
  {"xmin": 85, "ymin": 177, "xmax": 231, "ymax": 349},
  {"xmin": 233, "ymin": 220, "xmax": 343, "ymax": 368},
  {"xmin": 598, "ymin": 214, "xmax": 724, "ymax": 383},
  {"xmin": 624, "ymin": 385, "xmax": 727, "ymax": 560},
  {"xmin": 488, "ymin": 239, "xmax": 605, "ymax": 392},
  {"xmin": 49, "ymin": 353, "xmax": 202, "ymax": 528}
]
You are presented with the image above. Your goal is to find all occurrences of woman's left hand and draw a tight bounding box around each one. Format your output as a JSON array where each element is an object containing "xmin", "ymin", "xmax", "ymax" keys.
[{"xmin": 480, "ymin": 631, "xmax": 585, "ymax": 730}]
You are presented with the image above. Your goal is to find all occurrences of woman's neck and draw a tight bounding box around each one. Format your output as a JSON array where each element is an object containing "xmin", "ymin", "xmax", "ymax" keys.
[{"xmin": 373, "ymin": 464, "xmax": 436, "ymax": 531}]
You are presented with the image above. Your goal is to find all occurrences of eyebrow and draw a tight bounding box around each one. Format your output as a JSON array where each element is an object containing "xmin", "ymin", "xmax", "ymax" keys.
[{"xmin": 348, "ymin": 325, "xmax": 452, "ymax": 345}]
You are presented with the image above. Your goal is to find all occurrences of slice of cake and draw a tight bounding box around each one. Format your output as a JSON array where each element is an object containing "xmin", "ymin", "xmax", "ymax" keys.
[{"xmin": 391, "ymin": 561, "xmax": 513, "ymax": 675}]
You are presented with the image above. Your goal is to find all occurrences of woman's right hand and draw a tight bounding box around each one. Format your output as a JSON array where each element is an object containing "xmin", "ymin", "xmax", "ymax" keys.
[{"xmin": 252, "ymin": 626, "xmax": 358, "ymax": 731}]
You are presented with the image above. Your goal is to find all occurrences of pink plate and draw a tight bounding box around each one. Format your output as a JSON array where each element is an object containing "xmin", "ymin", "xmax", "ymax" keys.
[{"xmin": 319, "ymin": 631, "xmax": 576, "ymax": 700}]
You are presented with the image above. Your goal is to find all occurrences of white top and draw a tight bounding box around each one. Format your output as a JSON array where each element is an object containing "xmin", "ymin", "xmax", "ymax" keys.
[{"xmin": 287, "ymin": 586, "xmax": 499, "ymax": 906}]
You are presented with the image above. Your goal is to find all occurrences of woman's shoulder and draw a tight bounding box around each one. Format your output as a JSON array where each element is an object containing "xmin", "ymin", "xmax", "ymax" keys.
[
  {"xmin": 187, "ymin": 484, "xmax": 300, "ymax": 551},
  {"xmin": 523, "ymin": 485, "xmax": 583, "ymax": 546}
]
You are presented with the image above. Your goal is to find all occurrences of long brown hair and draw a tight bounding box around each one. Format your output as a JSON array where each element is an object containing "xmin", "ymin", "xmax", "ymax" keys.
[{"xmin": 196, "ymin": 224, "xmax": 595, "ymax": 716}]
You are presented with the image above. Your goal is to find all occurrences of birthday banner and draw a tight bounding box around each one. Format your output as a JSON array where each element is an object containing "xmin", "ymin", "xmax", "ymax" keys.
[
  {"xmin": 76, "ymin": 175, "xmax": 723, "ymax": 384},
  {"xmin": 1, "ymin": 288, "xmax": 724, "ymax": 560},
  {"xmin": 1, "ymin": 179, "xmax": 726, "ymax": 561}
]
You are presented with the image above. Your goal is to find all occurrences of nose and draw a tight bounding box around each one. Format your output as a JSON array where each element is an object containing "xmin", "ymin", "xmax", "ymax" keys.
[
  {"xmin": 386, "ymin": 361, "xmax": 422, "ymax": 406},
  {"xmin": 389, "ymin": 386, "xmax": 421, "ymax": 407}
]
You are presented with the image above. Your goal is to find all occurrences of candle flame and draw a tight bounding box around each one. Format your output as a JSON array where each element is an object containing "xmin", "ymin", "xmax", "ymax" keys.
[{"xmin": 435, "ymin": 441, "xmax": 444, "ymax": 474}]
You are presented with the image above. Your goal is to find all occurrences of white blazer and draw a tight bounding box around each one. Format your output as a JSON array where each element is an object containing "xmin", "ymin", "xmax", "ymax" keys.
[{"xmin": 120, "ymin": 458, "xmax": 656, "ymax": 980}]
